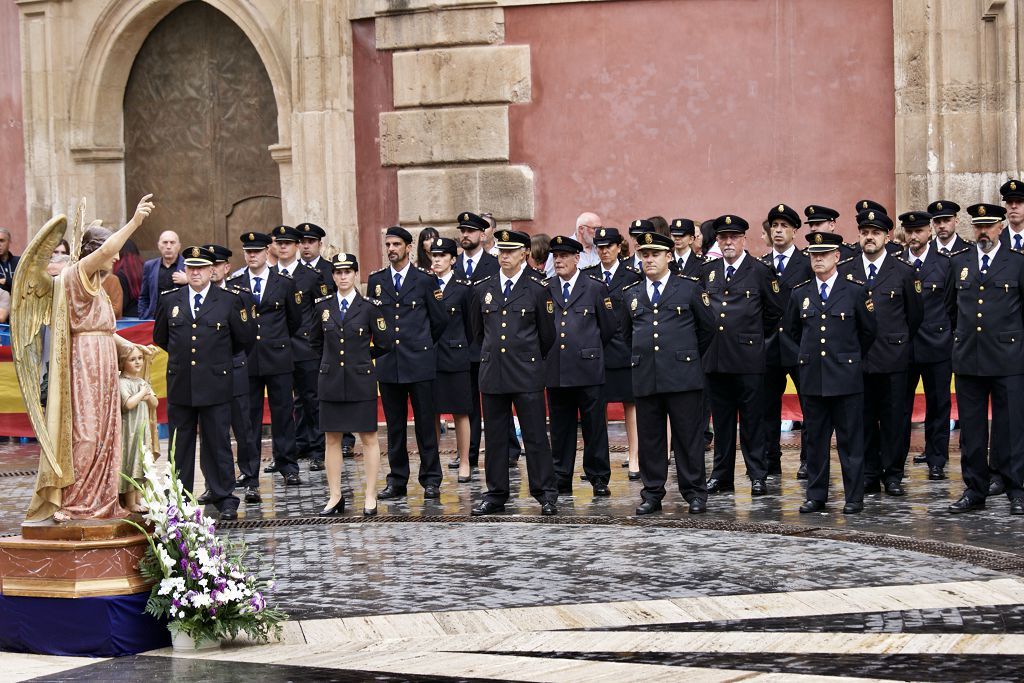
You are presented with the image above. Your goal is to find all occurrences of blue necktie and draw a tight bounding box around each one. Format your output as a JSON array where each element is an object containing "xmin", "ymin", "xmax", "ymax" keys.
[
  {"xmin": 193, "ymin": 293, "xmax": 202, "ymax": 317},
  {"xmin": 394, "ymin": 273, "xmax": 402, "ymax": 292},
  {"xmin": 465, "ymin": 258, "xmax": 474, "ymax": 278},
  {"xmin": 437, "ymin": 277, "xmax": 444, "ymax": 288},
  {"xmin": 252, "ymin": 276, "xmax": 262, "ymax": 303},
  {"xmin": 678, "ymin": 257, "xmax": 685, "ymax": 270},
  {"xmin": 819, "ymin": 282, "xmax": 828, "ymax": 302},
  {"xmin": 604, "ymin": 270, "xmax": 612, "ymax": 285},
  {"xmin": 562, "ymin": 282, "xmax": 570, "ymax": 303},
  {"xmin": 503, "ymin": 279, "xmax": 513, "ymax": 298},
  {"xmin": 280, "ymin": 267, "xmax": 289, "ymax": 277},
  {"xmin": 981, "ymin": 254, "xmax": 990, "ymax": 281},
  {"xmin": 868, "ymin": 263, "xmax": 877, "ymax": 283},
  {"xmin": 651, "ymin": 281, "xmax": 661, "ymax": 304},
  {"xmin": 726, "ymin": 265, "xmax": 735, "ymax": 280},
  {"xmin": 340, "ymin": 298, "xmax": 348, "ymax": 321},
  {"xmin": 914, "ymin": 258, "xmax": 923, "ymax": 269},
  {"xmin": 940, "ymin": 246, "xmax": 950, "ymax": 255},
  {"xmin": 1015, "ymin": 235, "xmax": 1022, "ymax": 251},
  {"xmin": 776, "ymin": 254, "xmax": 786, "ymax": 275}
]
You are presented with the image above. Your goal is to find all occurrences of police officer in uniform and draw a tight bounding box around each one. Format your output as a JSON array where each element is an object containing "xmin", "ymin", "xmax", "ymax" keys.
[
  {"xmin": 898, "ymin": 211, "xmax": 952, "ymax": 481},
  {"xmin": 227, "ymin": 232, "xmax": 304, "ymax": 485},
  {"xmin": 470, "ymin": 230, "xmax": 559, "ymax": 516},
  {"xmin": 804, "ymin": 205, "xmax": 857, "ymax": 259},
  {"xmin": 761, "ymin": 203, "xmax": 813, "ymax": 478},
  {"xmin": 369, "ymin": 226, "xmax": 446, "ymax": 500},
  {"xmin": 622, "ymin": 231, "xmax": 715, "ymax": 515},
  {"xmin": 854, "ymin": 200, "xmax": 905, "ymax": 256},
  {"xmin": 545, "ymin": 235, "xmax": 617, "ymax": 496},
  {"xmin": 999, "ymin": 179, "xmax": 1024, "ymax": 250},
  {"xmin": 701, "ymin": 215, "xmax": 784, "ymax": 496},
  {"xmin": 946, "ymin": 203, "xmax": 1024, "ymax": 515},
  {"xmin": 154, "ymin": 246, "xmax": 253, "ymax": 520},
  {"xmin": 296, "ymin": 222, "xmax": 336, "ymax": 287},
  {"xmin": 929, "ymin": 201, "xmax": 970, "ymax": 255},
  {"xmin": 785, "ymin": 231, "xmax": 876, "ymax": 514},
  {"xmin": 670, "ymin": 219, "xmax": 702, "ymax": 276}
]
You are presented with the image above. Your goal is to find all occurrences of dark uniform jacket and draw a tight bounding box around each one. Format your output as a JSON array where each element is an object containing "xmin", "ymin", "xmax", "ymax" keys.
[
  {"xmin": 471, "ymin": 272, "xmax": 555, "ymax": 394},
  {"xmin": 454, "ymin": 251, "xmax": 499, "ymax": 362},
  {"xmin": 901, "ymin": 247, "xmax": 953, "ymax": 364},
  {"xmin": 366, "ymin": 264, "xmax": 445, "ymax": 384},
  {"xmin": 273, "ymin": 262, "xmax": 329, "ymax": 363},
  {"xmin": 1000, "ymin": 227, "xmax": 1024, "ymax": 251},
  {"xmin": 761, "ymin": 248, "xmax": 813, "ymax": 367},
  {"xmin": 935, "ymin": 234, "xmax": 970, "ymax": 255},
  {"xmin": 305, "ymin": 257, "xmax": 336, "ymax": 292},
  {"xmin": 310, "ymin": 293, "xmax": 393, "ymax": 402},
  {"xmin": 435, "ymin": 276, "xmax": 475, "ymax": 373},
  {"xmin": 544, "ymin": 272, "xmax": 617, "ymax": 387},
  {"xmin": 226, "ymin": 270, "xmax": 302, "ymax": 376},
  {"xmin": 222, "ymin": 283, "xmax": 256, "ymax": 397},
  {"xmin": 838, "ymin": 255, "xmax": 923, "ymax": 373},
  {"xmin": 699, "ymin": 254, "xmax": 784, "ymax": 374},
  {"xmin": 670, "ymin": 252, "xmax": 703, "ymax": 277},
  {"xmin": 945, "ymin": 245, "xmax": 1024, "ymax": 376},
  {"xmin": 581, "ymin": 262, "xmax": 642, "ymax": 370},
  {"xmin": 154, "ymin": 285, "xmax": 253, "ymax": 406},
  {"xmin": 621, "ymin": 274, "xmax": 714, "ymax": 397},
  {"xmin": 785, "ymin": 277, "xmax": 877, "ymax": 397}
]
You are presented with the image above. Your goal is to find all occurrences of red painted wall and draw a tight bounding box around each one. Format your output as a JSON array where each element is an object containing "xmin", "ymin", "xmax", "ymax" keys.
[
  {"xmin": 504, "ymin": 0, "xmax": 896, "ymax": 242},
  {"xmin": 352, "ymin": 18, "xmax": 397, "ymax": 275},
  {"xmin": 0, "ymin": 0, "xmax": 26, "ymax": 249}
]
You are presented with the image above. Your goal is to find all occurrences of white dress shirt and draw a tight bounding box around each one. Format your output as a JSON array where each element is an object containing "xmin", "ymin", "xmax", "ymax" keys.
[
  {"xmin": 771, "ymin": 244, "xmax": 796, "ymax": 272},
  {"xmin": 978, "ymin": 241, "xmax": 1001, "ymax": 271},
  {"xmin": 188, "ymin": 283, "xmax": 212, "ymax": 318},
  {"xmin": 499, "ymin": 268, "xmax": 523, "ymax": 295},
  {"xmin": 557, "ymin": 269, "xmax": 581, "ymax": 300},
  {"xmin": 645, "ymin": 272, "xmax": 670, "ymax": 302},
  {"xmin": 390, "ymin": 261, "xmax": 412, "ymax": 288},
  {"xmin": 248, "ymin": 266, "xmax": 270, "ymax": 297},
  {"xmin": 815, "ymin": 271, "xmax": 840, "ymax": 299}
]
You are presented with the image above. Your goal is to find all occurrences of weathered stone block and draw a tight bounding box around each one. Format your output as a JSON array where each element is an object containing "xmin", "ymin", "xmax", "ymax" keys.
[
  {"xmin": 397, "ymin": 165, "xmax": 534, "ymax": 223},
  {"xmin": 478, "ymin": 165, "xmax": 534, "ymax": 222},
  {"xmin": 376, "ymin": 8, "xmax": 504, "ymax": 50},
  {"xmin": 393, "ymin": 45, "xmax": 531, "ymax": 108},
  {"xmin": 379, "ymin": 106, "xmax": 508, "ymax": 166}
]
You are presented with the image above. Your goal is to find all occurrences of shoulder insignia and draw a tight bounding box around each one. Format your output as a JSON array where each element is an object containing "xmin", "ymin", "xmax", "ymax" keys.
[
  {"xmin": 893, "ymin": 257, "xmax": 914, "ymax": 268},
  {"xmin": 539, "ymin": 278, "xmax": 550, "ymax": 286},
  {"xmin": 314, "ymin": 295, "xmax": 331, "ymax": 304},
  {"xmin": 680, "ymin": 274, "xmax": 700, "ymax": 282},
  {"xmin": 936, "ymin": 250, "xmax": 952, "ymax": 259},
  {"xmin": 838, "ymin": 257, "xmax": 855, "ymax": 266},
  {"xmin": 793, "ymin": 278, "xmax": 813, "ymax": 289},
  {"xmin": 370, "ymin": 298, "xmax": 384, "ymax": 307},
  {"xmin": 622, "ymin": 280, "xmax": 642, "ymax": 290},
  {"xmin": 278, "ymin": 270, "xmax": 293, "ymax": 279},
  {"xmin": 950, "ymin": 247, "xmax": 971, "ymax": 257},
  {"xmin": 473, "ymin": 275, "xmax": 493, "ymax": 285},
  {"xmin": 581, "ymin": 264, "xmax": 599, "ymax": 273},
  {"xmin": 848, "ymin": 278, "xmax": 866, "ymax": 286},
  {"xmin": 320, "ymin": 283, "xmax": 328, "ymax": 296},
  {"xmin": 159, "ymin": 287, "xmax": 180, "ymax": 296},
  {"xmin": 369, "ymin": 266, "xmax": 388, "ymax": 275},
  {"xmin": 846, "ymin": 273, "xmax": 855, "ymax": 281}
]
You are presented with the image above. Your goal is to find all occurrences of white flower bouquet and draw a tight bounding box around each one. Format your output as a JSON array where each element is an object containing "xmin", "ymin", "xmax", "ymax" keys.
[{"xmin": 123, "ymin": 446, "xmax": 287, "ymax": 646}]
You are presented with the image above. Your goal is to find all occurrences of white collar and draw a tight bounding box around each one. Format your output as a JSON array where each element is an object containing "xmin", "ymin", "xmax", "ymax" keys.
[
  {"xmin": 908, "ymin": 242, "xmax": 931, "ymax": 264},
  {"xmin": 978, "ymin": 241, "xmax": 1001, "ymax": 268},
  {"xmin": 723, "ymin": 251, "xmax": 746, "ymax": 272},
  {"xmin": 862, "ymin": 250, "xmax": 886, "ymax": 273},
  {"xmin": 188, "ymin": 283, "xmax": 212, "ymax": 317},
  {"xmin": 336, "ymin": 289, "xmax": 356, "ymax": 307},
  {"xmin": 645, "ymin": 272, "xmax": 670, "ymax": 299},
  {"xmin": 390, "ymin": 260, "xmax": 412, "ymax": 281},
  {"xmin": 601, "ymin": 260, "xmax": 620, "ymax": 277},
  {"xmin": 815, "ymin": 270, "xmax": 839, "ymax": 292},
  {"xmin": 437, "ymin": 270, "xmax": 453, "ymax": 288},
  {"xmin": 1009, "ymin": 224, "xmax": 1024, "ymax": 236},
  {"xmin": 935, "ymin": 235, "xmax": 958, "ymax": 250},
  {"xmin": 305, "ymin": 255, "xmax": 321, "ymax": 268},
  {"xmin": 248, "ymin": 266, "xmax": 270, "ymax": 281},
  {"xmin": 773, "ymin": 244, "xmax": 796, "ymax": 260},
  {"xmin": 462, "ymin": 247, "xmax": 483, "ymax": 263},
  {"xmin": 499, "ymin": 268, "xmax": 523, "ymax": 292},
  {"xmin": 558, "ymin": 269, "xmax": 580, "ymax": 291},
  {"xmin": 277, "ymin": 258, "xmax": 299, "ymax": 274}
]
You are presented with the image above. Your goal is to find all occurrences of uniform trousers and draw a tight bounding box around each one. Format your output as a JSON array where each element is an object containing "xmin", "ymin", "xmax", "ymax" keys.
[
  {"xmin": 231, "ymin": 390, "xmax": 260, "ymax": 485},
  {"xmin": 249, "ymin": 373, "xmax": 299, "ymax": 476},
  {"xmin": 764, "ymin": 365, "xmax": 807, "ymax": 466},
  {"xmin": 636, "ymin": 390, "xmax": 707, "ymax": 505},
  {"xmin": 802, "ymin": 393, "xmax": 864, "ymax": 504},
  {"xmin": 902, "ymin": 360, "xmax": 951, "ymax": 468},
  {"xmin": 292, "ymin": 358, "xmax": 324, "ymax": 460},
  {"xmin": 548, "ymin": 385, "xmax": 610, "ymax": 488},
  {"xmin": 469, "ymin": 361, "xmax": 522, "ymax": 467},
  {"xmin": 481, "ymin": 391, "xmax": 557, "ymax": 505},
  {"xmin": 954, "ymin": 374, "xmax": 1024, "ymax": 501},
  {"xmin": 169, "ymin": 401, "xmax": 239, "ymax": 512},
  {"xmin": 862, "ymin": 371, "xmax": 909, "ymax": 485},
  {"xmin": 708, "ymin": 372, "xmax": 769, "ymax": 482},
  {"xmin": 379, "ymin": 380, "xmax": 442, "ymax": 488}
]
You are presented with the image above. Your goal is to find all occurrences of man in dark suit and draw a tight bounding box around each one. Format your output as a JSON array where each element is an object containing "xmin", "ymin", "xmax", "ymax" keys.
[
  {"xmin": 761, "ymin": 203, "xmax": 813, "ymax": 478},
  {"xmin": 227, "ymin": 232, "xmax": 304, "ymax": 486},
  {"xmin": 854, "ymin": 200, "xmax": 905, "ymax": 256},
  {"xmin": 622, "ymin": 231, "xmax": 714, "ymax": 515},
  {"xmin": 786, "ymin": 231, "xmax": 877, "ymax": 514},
  {"xmin": 839, "ymin": 208, "xmax": 923, "ymax": 497},
  {"xmin": 670, "ymin": 219, "xmax": 702, "ymax": 275},
  {"xmin": 804, "ymin": 205, "xmax": 857, "ymax": 259},
  {"xmin": 898, "ymin": 211, "xmax": 952, "ymax": 481},
  {"xmin": 701, "ymin": 215, "xmax": 784, "ymax": 497},
  {"xmin": 470, "ymin": 230, "xmax": 559, "ymax": 516},
  {"xmin": 947, "ymin": 203, "xmax": 1024, "ymax": 515},
  {"xmin": 138, "ymin": 230, "xmax": 185, "ymax": 318},
  {"xmin": 296, "ymin": 222, "xmax": 336, "ymax": 288},
  {"xmin": 154, "ymin": 246, "xmax": 253, "ymax": 520},
  {"xmin": 545, "ymin": 236, "xmax": 617, "ymax": 496},
  {"xmin": 928, "ymin": 201, "xmax": 970, "ymax": 255},
  {"xmin": 369, "ymin": 226, "xmax": 446, "ymax": 500},
  {"xmin": 1000, "ymin": 179, "xmax": 1024, "ymax": 251}
]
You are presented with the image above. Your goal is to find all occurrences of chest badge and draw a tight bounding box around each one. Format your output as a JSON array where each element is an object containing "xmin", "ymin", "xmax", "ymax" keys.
[
  {"xmin": 701, "ymin": 292, "xmax": 710, "ymax": 307},
  {"xmin": 802, "ymin": 297, "xmax": 810, "ymax": 310},
  {"xmin": 240, "ymin": 308, "xmax": 247, "ymax": 322},
  {"xmin": 546, "ymin": 300, "xmax": 554, "ymax": 313},
  {"xmin": 771, "ymin": 280, "xmax": 780, "ymax": 293},
  {"xmin": 322, "ymin": 309, "xmax": 330, "ymax": 322},
  {"xmin": 484, "ymin": 291, "xmax": 493, "ymax": 305},
  {"xmin": 294, "ymin": 292, "xmax": 303, "ymax": 304},
  {"xmin": 960, "ymin": 267, "xmax": 969, "ymax": 281},
  {"xmin": 376, "ymin": 317, "xmax": 386, "ymax": 331},
  {"xmin": 708, "ymin": 270, "xmax": 715, "ymax": 283},
  {"xmin": 914, "ymin": 280, "xmax": 922, "ymax": 293},
  {"xmin": 865, "ymin": 298, "xmax": 875, "ymax": 313},
  {"xmin": 630, "ymin": 297, "xmax": 638, "ymax": 311},
  {"xmin": 171, "ymin": 305, "xmax": 179, "ymax": 318},
  {"xmin": 375, "ymin": 283, "xmax": 382, "ymax": 296},
  {"xmin": 434, "ymin": 289, "xmax": 443, "ymax": 300},
  {"xmin": 604, "ymin": 297, "xmax": 613, "ymax": 310}
]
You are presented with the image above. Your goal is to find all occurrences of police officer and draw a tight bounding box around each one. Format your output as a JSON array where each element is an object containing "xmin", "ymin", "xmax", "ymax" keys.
[
  {"xmin": 804, "ymin": 205, "xmax": 857, "ymax": 259},
  {"xmin": 1000, "ymin": 179, "xmax": 1024, "ymax": 250},
  {"xmin": 296, "ymin": 222, "xmax": 336, "ymax": 286},
  {"xmin": 786, "ymin": 231, "xmax": 877, "ymax": 514},
  {"xmin": 545, "ymin": 235, "xmax": 617, "ymax": 496},
  {"xmin": 627, "ymin": 220, "xmax": 648, "ymax": 270},
  {"xmin": 839, "ymin": 208, "xmax": 923, "ymax": 497},
  {"xmin": 622, "ymin": 231, "xmax": 714, "ymax": 515},
  {"xmin": 701, "ymin": 215, "xmax": 783, "ymax": 497},
  {"xmin": 899, "ymin": 211, "xmax": 952, "ymax": 481},
  {"xmin": 227, "ymin": 232, "xmax": 304, "ymax": 486},
  {"xmin": 946, "ymin": 203, "xmax": 1024, "ymax": 515},
  {"xmin": 368, "ymin": 226, "xmax": 446, "ymax": 500},
  {"xmin": 670, "ymin": 219, "xmax": 702, "ymax": 275},
  {"xmin": 154, "ymin": 246, "xmax": 253, "ymax": 520},
  {"xmin": 928, "ymin": 201, "xmax": 969, "ymax": 255},
  {"xmin": 582, "ymin": 227, "xmax": 643, "ymax": 478},
  {"xmin": 854, "ymin": 200, "xmax": 904, "ymax": 256},
  {"xmin": 470, "ymin": 230, "xmax": 559, "ymax": 516},
  {"xmin": 761, "ymin": 203, "xmax": 813, "ymax": 478}
]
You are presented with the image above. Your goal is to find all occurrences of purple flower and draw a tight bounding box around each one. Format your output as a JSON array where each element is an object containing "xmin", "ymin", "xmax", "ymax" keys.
[
  {"xmin": 189, "ymin": 564, "xmax": 203, "ymax": 580},
  {"xmin": 171, "ymin": 598, "xmax": 181, "ymax": 608},
  {"xmin": 178, "ymin": 541, "xmax": 187, "ymax": 554},
  {"xmin": 209, "ymin": 607, "xmax": 217, "ymax": 616},
  {"xmin": 179, "ymin": 558, "xmax": 188, "ymax": 571},
  {"xmin": 215, "ymin": 577, "xmax": 227, "ymax": 589},
  {"xmin": 194, "ymin": 509, "xmax": 202, "ymax": 522},
  {"xmin": 250, "ymin": 592, "xmax": 266, "ymax": 612},
  {"xmin": 167, "ymin": 505, "xmax": 180, "ymax": 520}
]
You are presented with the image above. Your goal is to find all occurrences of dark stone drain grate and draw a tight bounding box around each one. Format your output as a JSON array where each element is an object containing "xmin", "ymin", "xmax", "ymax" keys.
[{"xmin": 0, "ymin": 470, "xmax": 36, "ymax": 477}]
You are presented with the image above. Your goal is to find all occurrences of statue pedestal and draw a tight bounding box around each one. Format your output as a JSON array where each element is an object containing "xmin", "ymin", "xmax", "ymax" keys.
[{"xmin": 0, "ymin": 516, "xmax": 169, "ymax": 655}]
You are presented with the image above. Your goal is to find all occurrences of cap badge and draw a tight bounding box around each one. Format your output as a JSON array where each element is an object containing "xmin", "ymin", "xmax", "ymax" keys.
[
  {"xmin": 1013, "ymin": 182, "xmax": 1018, "ymax": 190},
  {"xmin": 979, "ymin": 206, "xmax": 987, "ymax": 216},
  {"xmin": 191, "ymin": 247, "xmax": 200, "ymax": 257},
  {"xmin": 725, "ymin": 216, "xmax": 732, "ymax": 225},
  {"xmin": 909, "ymin": 214, "xmax": 915, "ymax": 221},
  {"xmin": 599, "ymin": 228, "xmax": 606, "ymax": 237},
  {"xmin": 248, "ymin": 233, "xmax": 254, "ymax": 241},
  {"xmin": 634, "ymin": 220, "xmax": 641, "ymax": 227},
  {"xmin": 778, "ymin": 204, "xmax": 784, "ymax": 212},
  {"xmin": 814, "ymin": 234, "xmax": 822, "ymax": 244},
  {"xmin": 808, "ymin": 206, "xmax": 815, "ymax": 214},
  {"xmin": 644, "ymin": 233, "xmax": 653, "ymax": 244},
  {"xmin": 936, "ymin": 202, "xmax": 943, "ymax": 209},
  {"xmin": 868, "ymin": 211, "xmax": 875, "ymax": 220},
  {"xmin": 674, "ymin": 220, "xmax": 681, "ymax": 227},
  {"xmin": 555, "ymin": 236, "xmax": 562, "ymax": 245},
  {"xmin": 501, "ymin": 230, "xmax": 509, "ymax": 241},
  {"xmin": 462, "ymin": 213, "xmax": 469, "ymax": 221},
  {"xmin": 862, "ymin": 201, "xmax": 868, "ymax": 209}
]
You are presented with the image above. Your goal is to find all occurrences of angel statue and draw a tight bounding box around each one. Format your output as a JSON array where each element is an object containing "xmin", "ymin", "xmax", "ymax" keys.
[{"xmin": 13, "ymin": 194, "xmax": 156, "ymax": 523}]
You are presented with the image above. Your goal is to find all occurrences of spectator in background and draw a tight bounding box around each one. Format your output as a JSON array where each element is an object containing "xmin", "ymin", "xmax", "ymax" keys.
[
  {"xmin": 0, "ymin": 228, "xmax": 20, "ymax": 294},
  {"xmin": 544, "ymin": 212, "xmax": 602, "ymax": 276},
  {"xmin": 416, "ymin": 227, "xmax": 439, "ymax": 270},
  {"xmin": 529, "ymin": 233, "xmax": 551, "ymax": 272},
  {"xmin": 482, "ymin": 213, "xmax": 499, "ymax": 256},
  {"xmin": 649, "ymin": 216, "xmax": 671, "ymax": 237},
  {"xmin": 138, "ymin": 230, "xmax": 185, "ymax": 319},
  {"xmin": 0, "ymin": 288, "xmax": 10, "ymax": 323},
  {"xmin": 115, "ymin": 239, "xmax": 143, "ymax": 318},
  {"xmin": 53, "ymin": 240, "xmax": 70, "ymax": 257},
  {"xmin": 700, "ymin": 219, "xmax": 722, "ymax": 260}
]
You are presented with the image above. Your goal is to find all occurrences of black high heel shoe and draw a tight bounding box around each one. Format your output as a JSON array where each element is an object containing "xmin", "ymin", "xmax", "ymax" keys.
[
  {"xmin": 319, "ymin": 498, "xmax": 345, "ymax": 516},
  {"xmin": 363, "ymin": 504, "xmax": 378, "ymax": 517}
]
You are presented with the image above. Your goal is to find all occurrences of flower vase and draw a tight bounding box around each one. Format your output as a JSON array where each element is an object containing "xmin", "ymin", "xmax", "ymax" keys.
[{"xmin": 170, "ymin": 628, "xmax": 221, "ymax": 651}]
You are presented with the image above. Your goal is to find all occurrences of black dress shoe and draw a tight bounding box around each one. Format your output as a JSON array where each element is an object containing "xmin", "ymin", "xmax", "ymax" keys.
[
  {"xmin": 284, "ymin": 473, "xmax": 302, "ymax": 486},
  {"xmin": 197, "ymin": 490, "xmax": 213, "ymax": 505},
  {"xmin": 842, "ymin": 501, "xmax": 864, "ymax": 514},
  {"xmin": 799, "ymin": 499, "xmax": 826, "ymax": 513},
  {"xmin": 541, "ymin": 502, "xmax": 558, "ymax": 516},
  {"xmin": 557, "ymin": 484, "xmax": 573, "ymax": 496},
  {"xmin": 235, "ymin": 476, "xmax": 253, "ymax": 488},
  {"xmin": 948, "ymin": 494, "xmax": 985, "ymax": 513},
  {"xmin": 912, "ymin": 453, "xmax": 928, "ymax": 464},
  {"xmin": 635, "ymin": 499, "xmax": 662, "ymax": 515},
  {"xmin": 884, "ymin": 481, "xmax": 906, "ymax": 497},
  {"xmin": 989, "ymin": 479, "xmax": 1007, "ymax": 496},
  {"xmin": 342, "ymin": 446, "xmax": 354, "ymax": 459},
  {"xmin": 219, "ymin": 509, "xmax": 238, "ymax": 521},
  {"xmin": 448, "ymin": 456, "xmax": 460, "ymax": 470},
  {"xmin": 423, "ymin": 485, "xmax": 440, "ymax": 499},
  {"xmin": 928, "ymin": 466, "xmax": 946, "ymax": 481},
  {"xmin": 628, "ymin": 470, "xmax": 641, "ymax": 481},
  {"xmin": 309, "ymin": 460, "xmax": 325, "ymax": 472},
  {"xmin": 319, "ymin": 498, "xmax": 345, "ymax": 517},
  {"xmin": 1011, "ymin": 498, "xmax": 1024, "ymax": 516},
  {"xmin": 263, "ymin": 464, "xmax": 280, "ymax": 474},
  {"xmin": 705, "ymin": 478, "xmax": 734, "ymax": 493},
  {"xmin": 471, "ymin": 500, "xmax": 505, "ymax": 516},
  {"xmin": 688, "ymin": 499, "xmax": 707, "ymax": 514},
  {"xmin": 796, "ymin": 463, "xmax": 808, "ymax": 480},
  {"xmin": 593, "ymin": 483, "xmax": 610, "ymax": 497},
  {"xmin": 363, "ymin": 505, "xmax": 378, "ymax": 517},
  {"xmin": 377, "ymin": 485, "xmax": 407, "ymax": 500},
  {"xmin": 457, "ymin": 475, "xmax": 472, "ymax": 483},
  {"xmin": 750, "ymin": 479, "xmax": 768, "ymax": 496},
  {"xmin": 767, "ymin": 461, "xmax": 782, "ymax": 476},
  {"xmin": 864, "ymin": 480, "xmax": 882, "ymax": 493},
  {"xmin": 244, "ymin": 487, "xmax": 261, "ymax": 503}
]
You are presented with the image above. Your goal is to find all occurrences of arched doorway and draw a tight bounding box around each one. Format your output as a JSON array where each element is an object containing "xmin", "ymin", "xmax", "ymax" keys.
[{"xmin": 123, "ymin": 1, "xmax": 281, "ymax": 260}]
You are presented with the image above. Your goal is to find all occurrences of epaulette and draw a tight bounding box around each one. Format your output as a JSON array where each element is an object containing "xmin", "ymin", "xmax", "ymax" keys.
[
  {"xmin": 751, "ymin": 257, "xmax": 774, "ymax": 270},
  {"xmin": 844, "ymin": 242, "xmax": 856, "ymax": 248},
  {"xmin": 792, "ymin": 278, "xmax": 814, "ymax": 289},
  {"xmin": 844, "ymin": 273, "xmax": 866, "ymax": 285},
  {"xmin": 369, "ymin": 298, "xmax": 383, "ymax": 307},
  {"xmin": 277, "ymin": 269, "xmax": 293, "ymax": 279},
  {"xmin": 159, "ymin": 286, "xmax": 180, "ymax": 296},
  {"xmin": 622, "ymin": 280, "xmax": 642, "ymax": 291},
  {"xmin": 892, "ymin": 257, "xmax": 914, "ymax": 268},
  {"xmin": 453, "ymin": 278, "xmax": 471, "ymax": 286},
  {"xmin": 950, "ymin": 247, "xmax": 971, "ymax": 257},
  {"xmin": 416, "ymin": 266, "xmax": 433, "ymax": 275},
  {"xmin": 760, "ymin": 252, "xmax": 772, "ymax": 261},
  {"xmin": 838, "ymin": 257, "xmax": 855, "ymax": 266},
  {"xmin": 623, "ymin": 264, "xmax": 641, "ymax": 273},
  {"xmin": 677, "ymin": 273, "xmax": 700, "ymax": 282},
  {"xmin": 581, "ymin": 264, "xmax": 600, "ymax": 273},
  {"xmin": 585, "ymin": 273, "xmax": 605, "ymax": 285},
  {"xmin": 934, "ymin": 250, "xmax": 951, "ymax": 259},
  {"xmin": 473, "ymin": 275, "xmax": 493, "ymax": 285},
  {"xmin": 314, "ymin": 295, "xmax": 331, "ymax": 304},
  {"xmin": 369, "ymin": 266, "xmax": 388, "ymax": 276}
]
